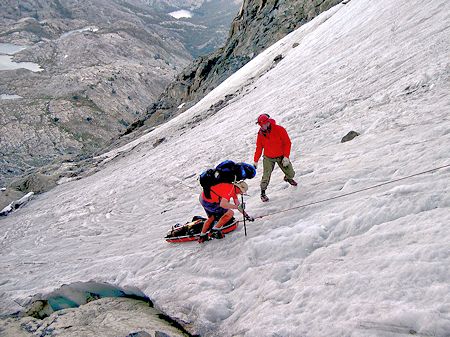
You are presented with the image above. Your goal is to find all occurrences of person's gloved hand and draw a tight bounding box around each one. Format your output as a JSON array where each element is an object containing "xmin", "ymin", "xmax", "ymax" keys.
[
  {"xmin": 237, "ymin": 203, "xmax": 245, "ymax": 213},
  {"xmin": 244, "ymin": 212, "xmax": 255, "ymax": 222},
  {"xmin": 253, "ymin": 162, "xmax": 258, "ymax": 169},
  {"xmin": 281, "ymin": 157, "xmax": 290, "ymax": 167}
]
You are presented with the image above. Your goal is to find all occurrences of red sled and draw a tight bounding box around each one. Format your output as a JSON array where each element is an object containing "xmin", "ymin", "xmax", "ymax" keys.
[{"xmin": 165, "ymin": 216, "xmax": 239, "ymax": 243}]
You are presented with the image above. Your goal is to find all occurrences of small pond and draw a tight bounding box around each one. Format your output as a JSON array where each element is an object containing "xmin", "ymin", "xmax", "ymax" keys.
[{"xmin": 0, "ymin": 43, "xmax": 43, "ymax": 72}]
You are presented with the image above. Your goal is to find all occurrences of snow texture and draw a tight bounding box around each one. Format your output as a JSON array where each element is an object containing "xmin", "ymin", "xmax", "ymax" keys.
[{"xmin": 1, "ymin": 0, "xmax": 450, "ymax": 336}]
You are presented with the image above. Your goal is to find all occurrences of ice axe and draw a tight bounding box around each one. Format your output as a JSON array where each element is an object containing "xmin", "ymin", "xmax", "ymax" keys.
[{"xmin": 240, "ymin": 193, "xmax": 254, "ymax": 236}]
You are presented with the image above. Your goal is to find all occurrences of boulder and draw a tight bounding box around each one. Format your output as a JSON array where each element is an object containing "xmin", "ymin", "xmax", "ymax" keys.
[{"xmin": 341, "ymin": 131, "xmax": 360, "ymax": 143}]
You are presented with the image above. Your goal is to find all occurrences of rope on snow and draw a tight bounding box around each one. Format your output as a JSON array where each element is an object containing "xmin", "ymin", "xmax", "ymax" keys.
[{"xmin": 253, "ymin": 163, "xmax": 450, "ymax": 220}]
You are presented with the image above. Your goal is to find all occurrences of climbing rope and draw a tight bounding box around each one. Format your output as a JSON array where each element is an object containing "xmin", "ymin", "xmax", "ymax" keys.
[{"xmin": 253, "ymin": 163, "xmax": 450, "ymax": 220}]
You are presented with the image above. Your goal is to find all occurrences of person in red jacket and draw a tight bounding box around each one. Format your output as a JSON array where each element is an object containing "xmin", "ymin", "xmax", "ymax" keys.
[
  {"xmin": 253, "ymin": 114, "xmax": 297, "ymax": 202},
  {"xmin": 198, "ymin": 181, "xmax": 253, "ymax": 243}
]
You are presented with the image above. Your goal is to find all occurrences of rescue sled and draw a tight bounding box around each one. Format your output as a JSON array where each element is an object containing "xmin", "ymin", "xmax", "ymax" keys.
[{"xmin": 165, "ymin": 216, "xmax": 239, "ymax": 243}]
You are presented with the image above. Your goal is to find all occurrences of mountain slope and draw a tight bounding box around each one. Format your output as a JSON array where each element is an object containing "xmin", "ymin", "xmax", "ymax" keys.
[
  {"xmin": 0, "ymin": 0, "xmax": 449, "ymax": 336},
  {"xmin": 132, "ymin": 0, "xmax": 342, "ymax": 133},
  {"xmin": 0, "ymin": 0, "xmax": 242, "ymax": 189},
  {"xmin": 0, "ymin": 0, "xmax": 192, "ymax": 187}
]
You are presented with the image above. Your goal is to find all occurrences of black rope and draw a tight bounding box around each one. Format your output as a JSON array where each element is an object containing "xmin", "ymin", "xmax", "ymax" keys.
[{"xmin": 254, "ymin": 163, "xmax": 450, "ymax": 220}]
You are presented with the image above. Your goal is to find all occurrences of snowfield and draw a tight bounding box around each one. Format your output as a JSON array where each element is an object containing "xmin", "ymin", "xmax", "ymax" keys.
[{"xmin": 1, "ymin": 0, "xmax": 450, "ymax": 336}]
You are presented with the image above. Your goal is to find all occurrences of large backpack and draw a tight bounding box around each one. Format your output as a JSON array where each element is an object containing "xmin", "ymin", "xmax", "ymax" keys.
[{"xmin": 199, "ymin": 160, "xmax": 256, "ymax": 199}]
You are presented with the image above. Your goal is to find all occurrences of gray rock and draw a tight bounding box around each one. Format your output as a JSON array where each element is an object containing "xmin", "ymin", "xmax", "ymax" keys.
[
  {"xmin": 273, "ymin": 54, "xmax": 283, "ymax": 63},
  {"xmin": 0, "ymin": 188, "xmax": 24, "ymax": 210},
  {"xmin": 24, "ymin": 300, "xmax": 53, "ymax": 320},
  {"xmin": 0, "ymin": 192, "xmax": 34, "ymax": 216},
  {"xmin": 1, "ymin": 297, "xmax": 188, "ymax": 337},
  {"xmin": 126, "ymin": 331, "xmax": 152, "ymax": 337},
  {"xmin": 10, "ymin": 172, "xmax": 59, "ymax": 194},
  {"xmin": 155, "ymin": 331, "xmax": 171, "ymax": 337},
  {"xmin": 341, "ymin": 131, "xmax": 360, "ymax": 143}
]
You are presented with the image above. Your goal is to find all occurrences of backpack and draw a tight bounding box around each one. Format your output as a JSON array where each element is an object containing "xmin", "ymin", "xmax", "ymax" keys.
[{"xmin": 199, "ymin": 160, "xmax": 256, "ymax": 199}]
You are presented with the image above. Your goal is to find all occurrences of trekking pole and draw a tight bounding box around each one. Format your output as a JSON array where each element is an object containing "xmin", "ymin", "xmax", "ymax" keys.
[{"xmin": 241, "ymin": 194, "xmax": 247, "ymax": 236}]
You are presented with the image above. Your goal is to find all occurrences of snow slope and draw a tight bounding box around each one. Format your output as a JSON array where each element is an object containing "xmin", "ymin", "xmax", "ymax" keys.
[{"xmin": 1, "ymin": 0, "xmax": 450, "ymax": 336}]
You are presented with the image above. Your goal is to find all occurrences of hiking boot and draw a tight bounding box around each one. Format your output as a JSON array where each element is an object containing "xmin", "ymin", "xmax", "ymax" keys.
[
  {"xmin": 260, "ymin": 190, "xmax": 269, "ymax": 202},
  {"xmin": 210, "ymin": 228, "xmax": 225, "ymax": 239},
  {"xmin": 198, "ymin": 233, "xmax": 209, "ymax": 243},
  {"xmin": 284, "ymin": 177, "xmax": 298, "ymax": 186}
]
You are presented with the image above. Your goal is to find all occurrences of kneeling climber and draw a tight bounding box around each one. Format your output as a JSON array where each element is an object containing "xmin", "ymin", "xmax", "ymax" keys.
[{"xmin": 198, "ymin": 181, "xmax": 253, "ymax": 243}]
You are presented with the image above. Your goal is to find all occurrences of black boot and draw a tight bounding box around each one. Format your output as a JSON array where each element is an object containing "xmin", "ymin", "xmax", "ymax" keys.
[
  {"xmin": 210, "ymin": 228, "xmax": 225, "ymax": 239},
  {"xmin": 198, "ymin": 233, "xmax": 209, "ymax": 243},
  {"xmin": 284, "ymin": 177, "xmax": 298, "ymax": 186},
  {"xmin": 260, "ymin": 190, "xmax": 269, "ymax": 202}
]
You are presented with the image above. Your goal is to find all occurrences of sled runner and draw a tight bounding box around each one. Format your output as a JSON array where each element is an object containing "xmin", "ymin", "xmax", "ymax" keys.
[{"xmin": 165, "ymin": 216, "xmax": 238, "ymax": 243}]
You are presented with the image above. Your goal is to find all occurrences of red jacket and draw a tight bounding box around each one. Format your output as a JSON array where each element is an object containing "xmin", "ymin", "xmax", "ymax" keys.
[
  {"xmin": 254, "ymin": 119, "xmax": 292, "ymax": 162},
  {"xmin": 202, "ymin": 183, "xmax": 238, "ymax": 203}
]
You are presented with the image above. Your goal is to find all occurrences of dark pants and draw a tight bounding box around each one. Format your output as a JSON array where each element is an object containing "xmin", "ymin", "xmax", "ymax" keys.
[
  {"xmin": 261, "ymin": 156, "xmax": 295, "ymax": 191},
  {"xmin": 200, "ymin": 197, "xmax": 227, "ymax": 219}
]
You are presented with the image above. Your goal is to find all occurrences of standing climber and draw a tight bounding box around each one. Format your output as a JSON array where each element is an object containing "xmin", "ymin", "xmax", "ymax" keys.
[{"xmin": 253, "ymin": 114, "xmax": 297, "ymax": 202}]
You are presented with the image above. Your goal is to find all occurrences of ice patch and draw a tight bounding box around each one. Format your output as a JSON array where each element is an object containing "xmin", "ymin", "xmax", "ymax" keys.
[
  {"xmin": 0, "ymin": 94, "xmax": 22, "ymax": 100},
  {"xmin": 168, "ymin": 10, "xmax": 193, "ymax": 19},
  {"xmin": 0, "ymin": 43, "xmax": 27, "ymax": 55},
  {"xmin": 0, "ymin": 55, "xmax": 43, "ymax": 72}
]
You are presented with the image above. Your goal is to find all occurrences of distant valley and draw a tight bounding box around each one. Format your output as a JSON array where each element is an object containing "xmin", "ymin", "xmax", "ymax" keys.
[{"xmin": 0, "ymin": 0, "xmax": 242, "ymax": 193}]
